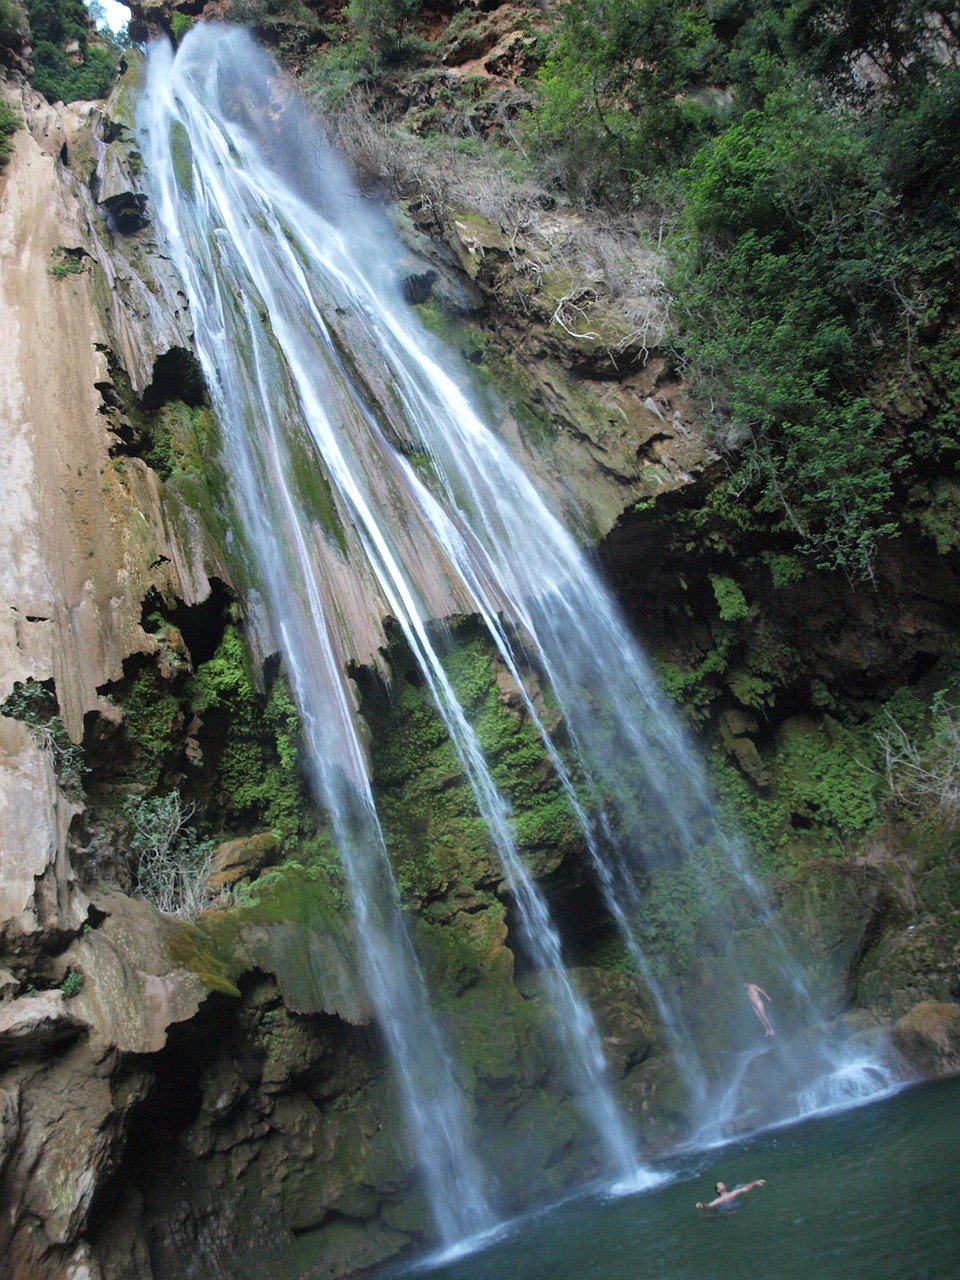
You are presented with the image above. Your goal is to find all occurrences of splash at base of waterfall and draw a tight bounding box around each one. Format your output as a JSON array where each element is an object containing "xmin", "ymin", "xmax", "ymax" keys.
[{"xmin": 689, "ymin": 1026, "xmax": 905, "ymax": 1150}]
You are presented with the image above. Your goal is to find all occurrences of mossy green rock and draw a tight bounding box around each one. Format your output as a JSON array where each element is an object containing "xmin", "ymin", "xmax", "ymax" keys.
[
  {"xmin": 891, "ymin": 1001, "xmax": 960, "ymax": 1076},
  {"xmin": 776, "ymin": 860, "xmax": 908, "ymax": 1015},
  {"xmin": 856, "ymin": 911, "xmax": 960, "ymax": 1018}
]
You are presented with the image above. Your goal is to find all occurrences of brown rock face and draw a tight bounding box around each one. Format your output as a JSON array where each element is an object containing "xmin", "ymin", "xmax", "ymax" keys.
[
  {"xmin": 892, "ymin": 1001, "xmax": 960, "ymax": 1077},
  {"xmin": 0, "ymin": 69, "xmax": 221, "ymax": 942},
  {"xmin": 207, "ymin": 831, "xmax": 282, "ymax": 891},
  {"xmin": 0, "ymin": 68, "xmax": 226, "ymax": 1280}
]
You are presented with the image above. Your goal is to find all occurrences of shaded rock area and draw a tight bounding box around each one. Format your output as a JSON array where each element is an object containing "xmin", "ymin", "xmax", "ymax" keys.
[{"xmin": 892, "ymin": 1001, "xmax": 960, "ymax": 1077}]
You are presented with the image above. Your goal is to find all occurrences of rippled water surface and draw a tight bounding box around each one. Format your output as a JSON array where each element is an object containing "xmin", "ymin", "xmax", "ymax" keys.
[{"xmin": 385, "ymin": 1076, "xmax": 960, "ymax": 1280}]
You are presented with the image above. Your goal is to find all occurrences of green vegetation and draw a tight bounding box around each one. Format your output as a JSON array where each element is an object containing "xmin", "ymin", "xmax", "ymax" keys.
[
  {"xmin": 534, "ymin": 0, "xmax": 721, "ymax": 199},
  {"xmin": 169, "ymin": 9, "xmax": 191, "ymax": 42},
  {"xmin": 50, "ymin": 245, "xmax": 88, "ymax": 278},
  {"xmin": 0, "ymin": 100, "xmax": 20, "ymax": 171},
  {"xmin": 533, "ymin": 0, "xmax": 960, "ymax": 580},
  {"xmin": 0, "ymin": 0, "xmax": 28, "ymax": 49},
  {"xmin": 1, "ymin": 678, "xmax": 86, "ymax": 796},
  {"xmin": 188, "ymin": 625, "xmax": 306, "ymax": 838},
  {"xmin": 115, "ymin": 663, "xmax": 183, "ymax": 791},
  {"xmin": 363, "ymin": 624, "xmax": 582, "ymax": 909},
  {"xmin": 124, "ymin": 790, "xmax": 215, "ymax": 918},
  {"xmin": 24, "ymin": 0, "xmax": 124, "ymax": 104},
  {"xmin": 59, "ymin": 968, "xmax": 84, "ymax": 997},
  {"xmin": 877, "ymin": 692, "xmax": 960, "ymax": 827},
  {"xmin": 346, "ymin": 0, "xmax": 424, "ymax": 58}
]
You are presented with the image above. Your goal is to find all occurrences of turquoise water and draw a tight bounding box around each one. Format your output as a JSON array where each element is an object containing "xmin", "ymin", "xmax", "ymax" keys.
[{"xmin": 389, "ymin": 1077, "xmax": 960, "ymax": 1280}]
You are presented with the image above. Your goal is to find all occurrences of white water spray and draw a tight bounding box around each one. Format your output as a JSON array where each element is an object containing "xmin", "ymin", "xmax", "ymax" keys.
[{"xmin": 139, "ymin": 23, "xmax": 893, "ymax": 1241}]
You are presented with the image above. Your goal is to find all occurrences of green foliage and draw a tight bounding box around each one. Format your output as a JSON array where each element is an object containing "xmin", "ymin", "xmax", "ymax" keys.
[
  {"xmin": 188, "ymin": 625, "xmax": 305, "ymax": 837},
  {"xmin": 908, "ymin": 476, "xmax": 960, "ymax": 555},
  {"xmin": 49, "ymin": 245, "xmax": 86, "ymax": 278},
  {"xmin": 0, "ymin": 100, "xmax": 20, "ymax": 171},
  {"xmin": 0, "ymin": 0, "xmax": 27, "ymax": 46},
  {"xmin": 631, "ymin": 846, "xmax": 737, "ymax": 974},
  {"xmin": 124, "ymin": 790, "xmax": 215, "ymax": 918},
  {"xmin": 533, "ymin": 0, "xmax": 723, "ymax": 197},
  {"xmin": 708, "ymin": 573, "xmax": 749, "ymax": 622},
  {"xmin": 533, "ymin": 0, "xmax": 960, "ymax": 579},
  {"xmin": 170, "ymin": 10, "xmax": 191, "ymax": 41},
  {"xmin": 346, "ymin": 0, "xmax": 422, "ymax": 57},
  {"xmin": 25, "ymin": 0, "xmax": 123, "ymax": 103},
  {"xmin": 654, "ymin": 637, "xmax": 733, "ymax": 724},
  {"xmin": 669, "ymin": 85, "xmax": 904, "ymax": 579},
  {"xmin": 771, "ymin": 717, "xmax": 880, "ymax": 840},
  {"xmin": 1, "ymin": 678, "xmax": 86, "ymax": 795},
  {"xmin": 363, "ymin": 627, "xmax": 582, "ymax": 906},
  {"xmin": 710, "ymin": 750, "xmax": 795, "ymax": 871},
  {"xmin": 766, "ymin": 553, "xmax": 806, "ymax": 588},
  {"xmin": 137, "ymin": 398, "xmax": 214, "ymax": 482},
  {"xmin": 59, "ymin": 968, "xmax": 84, "ymax": 997},
  {"xmin": 306, "ymin": 39, "xmax": 379, "ymax": 110},
  {"xmin": 118, "ymin": 666, "xmax": 182, "ymax": 790},
  {"xmin": 876, "ymin": 691, "xmax": 960, "ymax": 826},
  {"xmin": 415, "ymin": 917, "xmax": 484, "ymax": 1001}
]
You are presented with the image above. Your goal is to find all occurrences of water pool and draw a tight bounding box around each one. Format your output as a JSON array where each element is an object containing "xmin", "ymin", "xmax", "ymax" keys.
[{"xmin": 389, "ymin": 1075, "xmax": 960, "ymax": 1280}]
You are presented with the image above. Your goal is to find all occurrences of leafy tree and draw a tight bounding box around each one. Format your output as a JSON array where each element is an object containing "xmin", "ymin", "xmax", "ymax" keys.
[
  {"xmin": 24, "ymin": 0, "xmax": 122, "ymax": 102},
  {"xmin": 529, "ymin": 0, "xmax": 960, "ymax": 577},
  {"xmin": 785, "ymin": 0, "xmax": 960, "ymax": 100},
  {"xmin": 535, "ymin": 0, "xmax": 723, "ymax": 195},
  {"xmin": 0, "ymin": 0, "xmax": 28, "ymax": 50},
  {"xmin": 124, "ymin": 790, "xmax": 215, "ymax": 918},
  {"xmin": 669, "ymin": 86, "xmax": 904, "ymax": 578},
  {"xmin": 346, "ymin": 0, "xmax": 422, "ymax": 57}
]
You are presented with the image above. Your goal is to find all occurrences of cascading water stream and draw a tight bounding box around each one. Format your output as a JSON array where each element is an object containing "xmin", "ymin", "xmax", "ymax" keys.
[
  {"xmin": 139, "ymin": 34, "xmax": 498, "ymax": 1247},
  {"xmin": 139, "ymin": 22, "xmax": 658, "ymax": 1234},
  {"xmin": 139, "ymin": 24, "xmax": 893, "ymax": 1241}
]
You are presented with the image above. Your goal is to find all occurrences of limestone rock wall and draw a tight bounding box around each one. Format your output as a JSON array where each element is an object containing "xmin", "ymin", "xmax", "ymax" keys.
[
  {"xmin": 0, "ymin": 64, "xmax": 218, "ymax": 938},
  {"xmin": 0, "ymin": 67, "xmax": 228, "ymax": 1280}
]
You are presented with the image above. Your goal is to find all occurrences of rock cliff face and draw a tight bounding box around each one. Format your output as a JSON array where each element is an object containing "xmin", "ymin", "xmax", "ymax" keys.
[
  {"xmin": 1, "ymin": 10, "xmax": 958, "ymax": 1280},
  {"xmin": 0, "ymin": 64, "xmax": 232, "ymax": 1279}
]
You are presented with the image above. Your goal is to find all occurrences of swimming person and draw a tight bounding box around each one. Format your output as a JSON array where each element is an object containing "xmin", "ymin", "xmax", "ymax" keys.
[
  {"xmin": 696, "ymin": 1179, "xmax": 767, "ymax": 1211},
  {"xmin": 744, "ymin": 982, "xmax": 775, "ymax": 1036}
]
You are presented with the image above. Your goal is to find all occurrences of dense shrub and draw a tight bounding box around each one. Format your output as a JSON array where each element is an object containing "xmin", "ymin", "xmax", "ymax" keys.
[
  {"xmin": 0, "ymin": 100, "xmax": 20, "ymax": 171},
  {"xmin": 24, "ymin": 0, "xmax": 122, "ymax": 103},
  {"xmin": 528, "ymin": 0, "xmax": 960, "ymax": 578}
]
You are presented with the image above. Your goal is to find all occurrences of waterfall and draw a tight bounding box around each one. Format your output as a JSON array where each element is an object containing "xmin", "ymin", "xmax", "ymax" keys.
[
  {"xmin": 139, "ymin": 21, "xmax": 892, "ymax": 1243},
  {"xmin": 139, "ymin": 32, "xmax": 499, "ymax": 1246}
]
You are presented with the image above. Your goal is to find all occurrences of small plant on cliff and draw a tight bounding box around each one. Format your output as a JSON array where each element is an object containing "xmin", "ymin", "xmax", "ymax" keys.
[
  {"xmin": 346, "ymin": 0, "xmax": 423, "ymax": 57},
  {"xmin": 1, "ymin": 678, "xmax": 86, "ymax": 795},
  {"xmin": 169, "ymin": 10, "xmax": 192, "ymax": 42},
  {"xmin": 49, "ymin": 246, "xmax": 87, "ymax": 278},
  {"xmin": 0, "ymin": 100, "xmax": 20, "ymax": 171},
  {"xmin": 59, "ymin": 968, "xmax": 84, "ymax": 998},
  {"xmin": 124, "ymin": 790, "xmax": 215, "ymax": 918},
  {"xmin": 877, "ymin": 697, "xmax": 960, "ymax": 826}
]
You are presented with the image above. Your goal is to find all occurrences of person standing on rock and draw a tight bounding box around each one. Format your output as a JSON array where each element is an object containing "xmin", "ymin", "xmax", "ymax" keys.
[{"xmin": 744, "ymin": 982, "xmax": 775, "ymax": 1036}]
